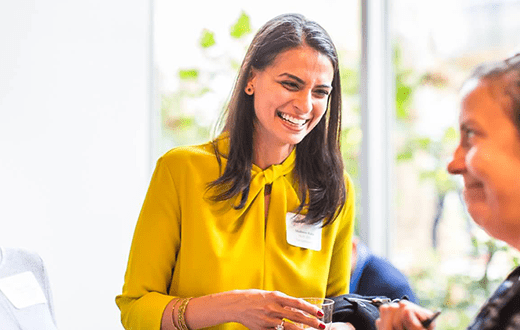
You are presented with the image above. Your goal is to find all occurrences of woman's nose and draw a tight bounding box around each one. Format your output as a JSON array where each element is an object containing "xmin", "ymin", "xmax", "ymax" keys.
[
  {"xmin": 294, "ymin": 91, "xmax": 312, "ymax": 114},
  {"xmin": 447, "ymin": 145, "xmax": 466, "ymax": 175}
]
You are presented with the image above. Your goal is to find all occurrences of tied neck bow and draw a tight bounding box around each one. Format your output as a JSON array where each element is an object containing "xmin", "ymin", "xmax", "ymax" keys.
[{"xmin": 211, "ymin": 135, "xmax": 303, "ymax": 227}]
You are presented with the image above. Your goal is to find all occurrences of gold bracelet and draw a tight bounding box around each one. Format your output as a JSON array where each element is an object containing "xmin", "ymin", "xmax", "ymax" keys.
[
  {"xmin": 177, "ymin": 297, "xmax": 193, "ymax": 330},
  {"xmin": 171, "ymin": 298, "xmax": 182, "ymax": 330}
]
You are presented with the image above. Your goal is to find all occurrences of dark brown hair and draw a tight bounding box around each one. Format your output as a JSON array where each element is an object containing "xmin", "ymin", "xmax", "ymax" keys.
[{"xmin": 208, "ymin": 13, "xmax": 346, "ymax": 226}]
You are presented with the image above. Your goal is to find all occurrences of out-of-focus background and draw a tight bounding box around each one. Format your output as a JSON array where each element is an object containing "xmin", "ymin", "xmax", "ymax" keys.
[
  {"xmin": 0, "ymin": 1, "xmax": 151, "ymax": 329},
  {"xmin": 1, "ymin": 0, "xmax": 520, "ymax": 329}
]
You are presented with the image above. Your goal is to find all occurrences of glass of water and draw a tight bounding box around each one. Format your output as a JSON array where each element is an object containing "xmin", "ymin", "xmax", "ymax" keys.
[{"xmin": 301, "ymin": 297, "xmax": 334, "ymax": 329}]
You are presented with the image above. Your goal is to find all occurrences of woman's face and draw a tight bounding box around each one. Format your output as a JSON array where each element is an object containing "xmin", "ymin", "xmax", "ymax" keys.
[
  {"xmin": 447, "ymin": 79, "xmax": 520, "ymax": 247},
  {"xmin": 247, "ymin": 45, "xmax": 334, "ymax": 151}
]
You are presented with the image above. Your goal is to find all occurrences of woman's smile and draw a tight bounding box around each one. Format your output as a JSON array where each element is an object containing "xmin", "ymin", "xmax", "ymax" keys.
[
  {"xmin": 276, "ymin": 110, "xmax": 310, "ymax": 127},
  {"xmin": 463, "ymin": 180, "xmax": 485, "ymax": 201}
]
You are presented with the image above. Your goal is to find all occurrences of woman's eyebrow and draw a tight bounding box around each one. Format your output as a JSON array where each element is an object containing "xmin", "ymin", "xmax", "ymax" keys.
[
  {"xmin": 279, "ymin": 73, "xmax": 305, "ymax": 84},
  {"xmin": 460, "ymin": 119, "xmax": 478, "ymax": 130},
  {"xmin": 278, "ymin": 73, "xmax": 332, "ymax": 89}
]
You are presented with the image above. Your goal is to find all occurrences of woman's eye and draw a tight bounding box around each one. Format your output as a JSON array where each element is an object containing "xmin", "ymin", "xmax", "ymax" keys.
[
  {"xmin": 461, "ymin": 127, "xmax": 476, "ymax": 147},
  {"xmin": 281, "ymin": 81, "xmax": 299, "ymax": 90},
  {"xmin": 314, "ymin": 89, "xmax": 330, "ymax": 97},
  {"xmin": 464, "ymin": 128, "xmax": 476, "ymax": 139}
]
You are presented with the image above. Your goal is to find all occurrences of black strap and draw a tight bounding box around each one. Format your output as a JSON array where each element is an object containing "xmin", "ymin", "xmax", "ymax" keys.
[{"xmin": 330, "ymin": 294, "xmax": 403, "ymax": 330}]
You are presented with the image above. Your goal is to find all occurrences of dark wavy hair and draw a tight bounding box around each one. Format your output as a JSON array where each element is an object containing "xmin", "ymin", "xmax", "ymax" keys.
[
  {"xmin": 466, "ymin": 53, "xmax": 520, "ymax": 133},
  {"xmin": 208, "ymin": 13, "xmax": 346, "ymax": 226}
]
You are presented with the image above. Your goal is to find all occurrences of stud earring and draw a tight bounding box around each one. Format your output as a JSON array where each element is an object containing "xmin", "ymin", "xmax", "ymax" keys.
[{"xmin": 245, "ymin": 85, "xmax": 254, "ymax": 95}]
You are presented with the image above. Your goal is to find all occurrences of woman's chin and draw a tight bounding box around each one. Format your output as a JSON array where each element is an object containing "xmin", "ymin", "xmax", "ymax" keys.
[
  {"xmin": 470, "ymin": 206, "xmax": 514, "ymax": 242},
  {"xmin": 467, "ymin": 203, "xmax": 493, "ymax": 229}
]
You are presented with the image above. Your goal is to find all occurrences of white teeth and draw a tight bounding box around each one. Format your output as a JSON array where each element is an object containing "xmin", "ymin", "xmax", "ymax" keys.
[{"xmin": 278, "ymin": 112, "xmax": 308, "ymax": 126}]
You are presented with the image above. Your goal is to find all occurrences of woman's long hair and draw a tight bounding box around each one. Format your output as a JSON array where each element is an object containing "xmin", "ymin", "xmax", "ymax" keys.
[{"xmin": 208, "ymin": 13, "xmax": 346, "ymax": 226}]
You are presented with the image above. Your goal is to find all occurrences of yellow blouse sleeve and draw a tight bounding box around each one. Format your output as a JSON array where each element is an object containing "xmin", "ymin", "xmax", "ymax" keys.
[{"xmin": 116, "ymin": 157, "xmax": 180, "ymax": 329}]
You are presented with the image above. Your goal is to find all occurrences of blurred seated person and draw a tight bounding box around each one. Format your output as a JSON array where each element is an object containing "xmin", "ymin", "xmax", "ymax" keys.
[
  {"xmin": 0, "ymin": 247, "xmax": 58, "ymax": 329},
  {"xmin": 350, "ymin": 237, "xmax": 417, "ymax": 303},
  {"xmin": 377, "ymin": 53, "xmax": 520, "ymax": 329}
]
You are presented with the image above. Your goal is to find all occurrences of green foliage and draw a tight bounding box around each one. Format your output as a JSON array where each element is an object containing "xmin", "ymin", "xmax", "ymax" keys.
[
  {"xmin": 340, "ymin": 66, "xmax": 360, "ymax": 97},
  {"xmin": 396, "ymin": 149, "xmax": 413, "ymax": 161},
  {"xmin": 230, "ymin": 11, "xmax": 252, "ymax": 39},
  {"xmin": 393, "ymin": 42, "xmax": 459, "ymax": 195},
  {"xmin": 394, "ymin": 46, "xmax": 415, "ymax": 120},
  {"xmin": 396, "ymin": 136, "xmax": 431, "ymax": 162},
  {"xmin": 162, "ymin": 11, "xmax": 253, "ymax": 149},
  {"xmin": 443, "ymin": 126, "xmax": 458, "ymax": 143},
  {"xmin": 199, "ymin": 29, "xmax": 216, "ymax": 48},
  {"xmin": 395, "ymin": 78, "xmax": 413, "ymax": 120},
  {"xmin": 178, "ymin": 69, "xmax": 199, "ymax": 80},
  {"xmin": 341, "ymin": 126, "xmax": 362, "ymax": 177}
]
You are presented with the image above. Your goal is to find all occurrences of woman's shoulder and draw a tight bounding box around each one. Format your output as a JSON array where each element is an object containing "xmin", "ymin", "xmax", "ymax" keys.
[
  {"xmin": 160, "ymin": 139, "xmax": 220, "ymax": 164},
  {"xmin": 343, "ymin": 171, "xmax": 355, "ymax": 194},
  {"xmin": 154, "ymin": 137, "xmax": 230, "ymax": 179}
]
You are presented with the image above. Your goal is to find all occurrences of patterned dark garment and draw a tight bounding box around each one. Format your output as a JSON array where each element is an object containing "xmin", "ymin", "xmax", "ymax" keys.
[{"xmin": 467, "ymin": 266, "xmax": 520, "ymax": 330}]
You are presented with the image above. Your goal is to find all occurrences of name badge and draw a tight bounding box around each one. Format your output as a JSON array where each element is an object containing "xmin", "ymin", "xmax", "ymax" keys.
[
  {"xmin": 0, "ymin": 271, "xmax": 47, "ymax": 309},
  {"xmin": 286, "ymin": 212, "xmax": 322, "ymax": 251}
]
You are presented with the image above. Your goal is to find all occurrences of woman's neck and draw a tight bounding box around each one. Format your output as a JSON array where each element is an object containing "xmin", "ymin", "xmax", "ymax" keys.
[{"xmin": 253, "ymin": 138, "xmax": 294, "ymax": 170}]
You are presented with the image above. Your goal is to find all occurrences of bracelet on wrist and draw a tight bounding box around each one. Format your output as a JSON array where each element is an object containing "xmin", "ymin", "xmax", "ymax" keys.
[
  {"xmin": 171, "ymin": 298, "xmax": 182, "ymax": 330},
  {"xmin": 177, "ymin": 297, "xmax": 193, "ymax": 330}
]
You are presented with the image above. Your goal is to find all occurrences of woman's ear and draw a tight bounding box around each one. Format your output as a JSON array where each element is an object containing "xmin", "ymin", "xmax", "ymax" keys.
[{"xmin": 245, "ymin": 69, "xmax": 257, "ymax": 95}]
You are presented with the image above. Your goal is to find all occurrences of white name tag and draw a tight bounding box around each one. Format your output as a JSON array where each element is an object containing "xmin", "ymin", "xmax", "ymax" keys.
[
  {"xmin": 286, "ymin": 212, "xmax": 322, "ymax": 251},
  {"xmin": 0, "ymin": 271, "xmax": 47, "ymax": 309}
]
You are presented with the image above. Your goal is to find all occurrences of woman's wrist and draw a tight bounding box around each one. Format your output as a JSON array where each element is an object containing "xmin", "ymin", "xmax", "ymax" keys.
[
  {"xmin": 183, "ymin": 291, "xmax": 243, "ymax": 329},
  {"xmin": 218, "ymin": 290, "xmax": 244, "ymax": 325}
]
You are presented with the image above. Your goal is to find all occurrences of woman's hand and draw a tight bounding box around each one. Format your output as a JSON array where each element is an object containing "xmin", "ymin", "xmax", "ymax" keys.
[
  {"xmin": 375, "ymin": 300, "xmax": 436, "ymax": 330},
  {"xmin": 167, "ymin": 289, "xmax": 330, "ymax": 330},
  {"xmin": 231, "ymin": 290, "xmax": 327, "ymax": 330}
]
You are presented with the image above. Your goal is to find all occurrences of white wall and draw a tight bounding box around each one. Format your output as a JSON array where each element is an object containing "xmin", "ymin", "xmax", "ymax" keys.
[{"xmin": 0, "ymin": 1, "xmax": 151, "ymax": 329}]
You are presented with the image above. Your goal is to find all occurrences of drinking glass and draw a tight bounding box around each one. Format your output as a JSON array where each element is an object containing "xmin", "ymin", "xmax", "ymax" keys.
[{"xmin": 301, "ymin": 297, "xmax": 334, "ymax": 329}]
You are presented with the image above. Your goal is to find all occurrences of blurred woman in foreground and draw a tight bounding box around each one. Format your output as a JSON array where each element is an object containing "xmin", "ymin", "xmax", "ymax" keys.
[{"xmin": 377, "ymin": 53, "xmax": 520, "ymax": 329}]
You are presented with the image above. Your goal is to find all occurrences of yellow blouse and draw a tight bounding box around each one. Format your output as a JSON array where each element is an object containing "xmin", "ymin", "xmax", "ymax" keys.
[{"xmin": 116, "ymin": 134, "xmax": 355, "ymax": 330}]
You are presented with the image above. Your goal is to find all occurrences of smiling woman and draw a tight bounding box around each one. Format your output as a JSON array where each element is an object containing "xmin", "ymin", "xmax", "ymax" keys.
[
  {"xmin": 246, "ymin": 46, "xmax": 334, "ymax": 169},
  {"xmin": 447, "ymin": 55, "xmax": 520, "ymax": 249},
  {"xmin": 116, "ymin": 13, "xmax": 356, "ymax": 330}
]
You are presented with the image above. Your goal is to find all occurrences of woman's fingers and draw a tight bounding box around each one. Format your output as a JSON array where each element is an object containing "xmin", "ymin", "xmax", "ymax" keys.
[
  {"xmin": 258, "ymin": 292, "xmax": 324, "ymax": 329},
  {"xmin": 275, "ymin": 293, "xmax": 324, "ymax": 318},
  {"xmin": 282, "ymin": 310, "xmax": 325, "ymax": 330},
  {"xmin": 377, "ymin": 302, "xmax": 400, "ymax": 330},
  {"xmin": 233, "ymin": 290, "xmax": 326, "ymax": 330},
  {"xmin": 279, "ymin": 299, "xmax": 324, "ymax": 329},
  {"xmin": 377, "ymin": 301, "xmax": 436, "ymax": 330}
]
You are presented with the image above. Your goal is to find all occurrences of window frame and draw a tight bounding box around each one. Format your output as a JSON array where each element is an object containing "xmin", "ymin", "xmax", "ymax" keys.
[{"xmin": 359, "ymin": 0, "xmax": 394, "ymax": 258}]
